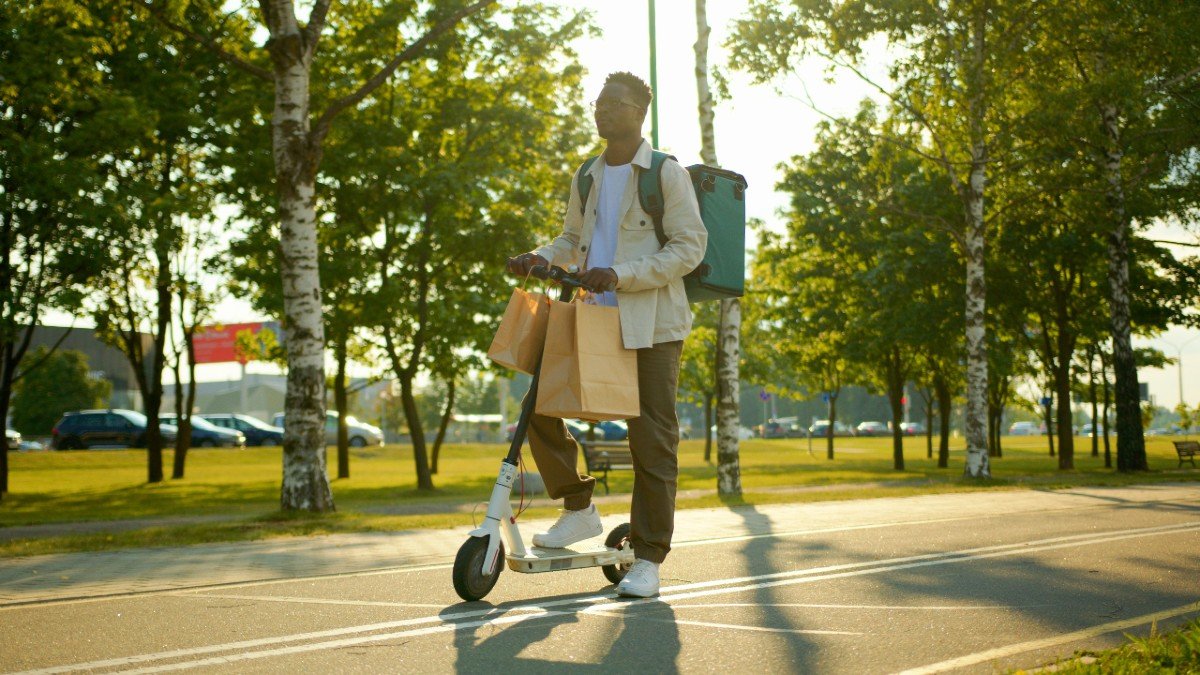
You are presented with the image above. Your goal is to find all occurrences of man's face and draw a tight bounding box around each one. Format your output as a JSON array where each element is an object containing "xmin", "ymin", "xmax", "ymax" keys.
[{"xmin": 593, "ymin": 82, "xmax": 646, "ymax": 140}]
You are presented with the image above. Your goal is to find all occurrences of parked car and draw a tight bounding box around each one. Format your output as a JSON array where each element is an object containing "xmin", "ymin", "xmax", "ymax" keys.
[
  {"xmin": 199, "ymin": 413, "xmax": 284, "ymax": 446},
  {"xmin": 900, "ymin": 422, "xmax": 927, "ymax": 436},
  {"xmin": 51, "ymin": 409, "xmax": 178, "ymax": 450},
  {"xmin": 1008, "ymin": 421, "xmax": 1038, "ymax": 436},
  {"xmin": 272, "ymin": 412, "xmax": 384, "ymax": 447},
  {"xmin": 855, "ymin": 421, "xmax": 888, "ymax": 437},
  {"xmin": 808, "ymin": 420, "xmax": 854, "ymax": 437},
  {"xmin": 758, "ymin": 417, "xmax": 801, "ymax": 439},
  {"xmin": 5, "ymin": 428, "xmax": 19, "ymax": 452},
  {"xmin": 564, "ymin": 419, "xmax": 628, "ymax": 442},
  {"xmin": 160, "ymin": 414, "xmax": 246, "ymax": 448}
]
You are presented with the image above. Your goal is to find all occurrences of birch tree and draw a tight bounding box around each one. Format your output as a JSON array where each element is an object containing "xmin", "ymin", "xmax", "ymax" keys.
[
  {"xmin": 141, "ymin": 0, "xmax": 496, "ymax": 508},
  {"xmin": 730, "ymin": 0, "xmax": 1040, "ymax": 478},
  {"xmin": 695, "ymin": 0, "xmax": 741, "ymax": 496},
  {"xmin": 1033, "ymin": 0, "xmax": 1200, "ymax": 471}
]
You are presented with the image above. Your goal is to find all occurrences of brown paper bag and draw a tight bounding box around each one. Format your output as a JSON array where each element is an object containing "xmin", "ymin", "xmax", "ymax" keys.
[
  {"xmin": 535, "ymin": 299, "xmax": 639, "ymax": 421},
  {"xmin": 487, "ymin": 287, "xmax": 551, "ymax": 374}
]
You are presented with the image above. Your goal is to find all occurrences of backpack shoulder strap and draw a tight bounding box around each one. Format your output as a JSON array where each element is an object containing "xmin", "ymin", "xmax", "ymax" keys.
[
  {"xmin": 638, "ymin": 151, "xmax": 675, "ymax": 247},
  {"xmin": 575, "ymin": 156, "xmax": 601, "ymax": 216}
]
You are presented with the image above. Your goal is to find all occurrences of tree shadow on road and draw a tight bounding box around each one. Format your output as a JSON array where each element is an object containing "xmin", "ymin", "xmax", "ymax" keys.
[
  {"xmin": 720, "ymin": 503, "xmax": 825, "ymax": 673},
  {"xmin": 444, "ymin": 595, "xmax": 681, "ymax": 672}
]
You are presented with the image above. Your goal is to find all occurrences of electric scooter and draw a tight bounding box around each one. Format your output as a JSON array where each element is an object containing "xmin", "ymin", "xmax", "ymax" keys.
[{"xmin": 452, "ymin": 265, "xmax": 635, "ymax": 602}]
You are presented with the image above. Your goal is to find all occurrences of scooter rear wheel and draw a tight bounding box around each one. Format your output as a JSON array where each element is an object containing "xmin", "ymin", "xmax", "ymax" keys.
[
  {"xmin": 453, "ymin": 535, "xmax": 504, "ymax": 601},
  {"xmin": 602, "ymin": 523, "xmax": 633, "ymax": 584}
]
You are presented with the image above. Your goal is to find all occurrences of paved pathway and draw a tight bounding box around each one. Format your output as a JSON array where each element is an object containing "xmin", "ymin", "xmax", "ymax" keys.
[
  {"xmin": 3, "ymin": 484, "xmax": 1200, "ymax": 674},
  {"xmin": 2, "ymin": 482, "xmax": 1197, "ymax": 607}
]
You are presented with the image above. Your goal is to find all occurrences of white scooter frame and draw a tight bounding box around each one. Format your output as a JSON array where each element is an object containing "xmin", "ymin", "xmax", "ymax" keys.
[{"xmin": 452, "ymin": 266, "xmax": 635, "ymax": 602}]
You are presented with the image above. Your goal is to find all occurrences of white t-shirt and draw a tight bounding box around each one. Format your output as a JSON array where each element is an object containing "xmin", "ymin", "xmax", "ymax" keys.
[{"xmin": 587, "ymin": 162, "xmax": 631, "ymax": 307}]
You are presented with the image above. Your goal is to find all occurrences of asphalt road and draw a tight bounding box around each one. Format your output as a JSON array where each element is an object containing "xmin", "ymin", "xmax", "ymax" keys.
[{"xmin": 2, "ymin": 484, "xmax": 1199, "ymax": 674}]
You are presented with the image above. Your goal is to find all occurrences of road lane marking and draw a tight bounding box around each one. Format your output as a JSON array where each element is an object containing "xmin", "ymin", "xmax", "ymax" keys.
[
  {"xmin": 653, "ymin": 619, "xmax": 863, "ymax": 636},
  {"xmin": 179, "ymin": 593, "xmax": 448, "ymax": 609},
  {"xmin": 894, "ymin": 600, "xmax": 1200, "ymax": 674},
  {"xmin": 585, "ymin": 608, "xmax": 864, "ymax": 635},
  {"xmin": 667, "ymin": 603, "xmax": 1032, "ymax": 611},
  {"xmin": 15, "ymin": 519, "xmax": 1199, "ymax": 674}
]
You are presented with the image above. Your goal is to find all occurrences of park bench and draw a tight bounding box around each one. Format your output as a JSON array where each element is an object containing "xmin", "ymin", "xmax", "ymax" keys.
[
  {"xmin": 1173, "ymin": 440, "xmax": 1198, "ymax": 468},
  {"xmin": 579, "ymin": 440, "xmax": 634, "ymax": 495}
]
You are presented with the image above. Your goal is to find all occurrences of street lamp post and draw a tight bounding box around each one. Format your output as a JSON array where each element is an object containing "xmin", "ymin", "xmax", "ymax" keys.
[
  {"xmin": 648, "ymin": 0, "xmax": 659, "ymax": 148},
  {"xmin": 1170, "ymin": 335, "xmax": 1200, "ymax": 408}
]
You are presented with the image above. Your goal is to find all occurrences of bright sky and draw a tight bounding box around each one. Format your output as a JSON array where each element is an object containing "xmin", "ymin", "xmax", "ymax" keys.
[{"xmin": 49, "ymin": 0, "xmax": 1200, "ymax": 410}]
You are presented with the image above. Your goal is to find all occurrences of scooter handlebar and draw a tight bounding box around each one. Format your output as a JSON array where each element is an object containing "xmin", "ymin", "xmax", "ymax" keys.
[{"xmin": 529, "ymin": 265, "xmax": 597, "ymax": 293}]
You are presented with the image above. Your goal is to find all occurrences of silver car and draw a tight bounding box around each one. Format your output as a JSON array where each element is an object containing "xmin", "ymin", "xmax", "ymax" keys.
[{"xmin": 271, "ymin": 412, "xmax": 384, "ymax": 447}]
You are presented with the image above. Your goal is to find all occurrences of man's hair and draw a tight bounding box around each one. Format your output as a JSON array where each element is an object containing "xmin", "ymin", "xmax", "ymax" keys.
[{"xmin": 605, "ymin": 71, "xmax": 652, "ymax": 109}]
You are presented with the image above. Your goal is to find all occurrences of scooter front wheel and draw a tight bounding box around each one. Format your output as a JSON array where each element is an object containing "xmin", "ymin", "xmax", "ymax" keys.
[
  {"xmin": 602, "ymin": 523, "xmax": 633, "ymax": 584},
  {"xmin": 453, "ymin": 535, "xmax": 504, "ymax": 601}
]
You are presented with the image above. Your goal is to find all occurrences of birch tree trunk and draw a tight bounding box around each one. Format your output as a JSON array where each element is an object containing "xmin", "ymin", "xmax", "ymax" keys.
[
  {"xmin": 696, "ymin": 0, "xmax": 741, "ymax": 496},
  {"xmin": 1100, "ymin": 103, "xmax": 1148, "ymax": 472},
  {"xmin": 140, "ymin": 0, "xmax": 498, "ymax": 508},
  {"xmin": 263, "ymin": 8, "xmax": 333, "ymax": 511},
  {"xmin": 960, "ymin": 3, "xmax": 991, "ymax": 479},
  {"xmin": 1088, "ymin": 347, "xmax": 1099, "ymax": 457},
  {"xmin": 694, "ymin": 0, "xmax": 717, "ymax": 168},
  {"xmin": 716, "ymin": 297, "xmax": 742, "ymax": 495},
  {"xmin": 961, "ymin": 158, "xmax": 990, "ymax": 476}
]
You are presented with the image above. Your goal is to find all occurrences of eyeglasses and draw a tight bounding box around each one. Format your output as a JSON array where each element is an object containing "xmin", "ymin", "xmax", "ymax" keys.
[{"xmin": 589, "ymin": 97, "xmax": 643, "ymax": 112}]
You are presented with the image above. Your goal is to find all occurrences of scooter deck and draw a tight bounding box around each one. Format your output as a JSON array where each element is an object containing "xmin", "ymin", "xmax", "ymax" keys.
[{"xmin": 506, "ymin": 543, "xmax": 635, "ymax": 574}]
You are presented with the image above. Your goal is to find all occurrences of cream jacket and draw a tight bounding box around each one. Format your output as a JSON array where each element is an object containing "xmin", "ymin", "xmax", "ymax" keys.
[{"xmin": 534, "ymin": 141, "xmax": 707, "ymax": 350}]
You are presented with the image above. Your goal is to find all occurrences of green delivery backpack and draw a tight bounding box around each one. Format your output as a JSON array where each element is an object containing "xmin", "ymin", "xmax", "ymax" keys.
[{"xmin": 576, "ymin": 151, "xmax": 747, "ymax": 303}]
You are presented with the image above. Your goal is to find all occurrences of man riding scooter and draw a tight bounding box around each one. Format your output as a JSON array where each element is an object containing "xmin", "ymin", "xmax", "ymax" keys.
[{"xmin": 506, "ymin": 71, "xmax": 706, "ymax": 598}]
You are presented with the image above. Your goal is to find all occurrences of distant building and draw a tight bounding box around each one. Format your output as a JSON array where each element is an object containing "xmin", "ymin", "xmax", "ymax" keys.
[
  {"xmin": 165, "ymin": 373, "xmax": 388, "ymax": 424},
  {"xmin": 27, "ymin": 325, "xmax": 154, "ymax": 409},
  {"xmin": 177, "ymin": 375, "xmax": 287, "ymax": 423},
  {"xmin": 25, "ymin": 325, "xmax": 390, "ymax": 423}
]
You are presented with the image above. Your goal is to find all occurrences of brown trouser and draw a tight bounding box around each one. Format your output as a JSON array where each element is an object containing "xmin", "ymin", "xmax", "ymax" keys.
[{"xmin": 525, "ymin": 340, "xmax": 683, "ymax": 564}]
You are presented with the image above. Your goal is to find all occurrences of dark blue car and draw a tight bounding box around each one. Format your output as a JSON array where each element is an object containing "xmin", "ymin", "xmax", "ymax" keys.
[
  {"xmin": 197, "ymin": 413, "xmax": 284, "ymax": 446},
  {"xmin": 564, "ymin": 419, "xmax": 628, "ymax": 442},
  {"xmin": 160, "ymin": 414, "xmax": 245, "ymax": 448}
]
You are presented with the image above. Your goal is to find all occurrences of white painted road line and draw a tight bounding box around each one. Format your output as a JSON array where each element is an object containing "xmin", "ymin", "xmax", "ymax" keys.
[
  {"xmin": 668, "ymin": 603, "xmax": 1033, "ymax": 611},
  {"xmin": 894, "ymin": 600, "xmax": 1200, "ymax": 674},
  {"xmin": 15, "ymin": 519, "xmax": 1200, "ymax": 675},
  {"xmin": 180, "ymin": 593, "xmax": 449, "ymax": 609}
]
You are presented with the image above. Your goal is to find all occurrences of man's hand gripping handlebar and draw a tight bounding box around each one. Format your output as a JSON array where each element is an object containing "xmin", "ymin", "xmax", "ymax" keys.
[
  {"xmin": 507, "ymin": 253, "xmax": 614, "ymax": 294},
  {"xmin": 529, "ymin": 265, "xmax": 598, "ymax": 294}
]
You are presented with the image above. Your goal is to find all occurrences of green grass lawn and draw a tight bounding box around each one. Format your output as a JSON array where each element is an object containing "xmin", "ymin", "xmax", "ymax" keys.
[
  {"xmin": 0, "ymin": 434, "xmax": 1195, "ymax": 556},
  {"xmin": 1027, "ymin": 618, "xmax": 1200, "ymax": 673}
]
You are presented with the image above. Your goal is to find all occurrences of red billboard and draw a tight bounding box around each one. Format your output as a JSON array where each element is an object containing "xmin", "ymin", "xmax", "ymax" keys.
[{"xmin": 193, "ymin": 322, "xmax": 280, "ymax": 364}]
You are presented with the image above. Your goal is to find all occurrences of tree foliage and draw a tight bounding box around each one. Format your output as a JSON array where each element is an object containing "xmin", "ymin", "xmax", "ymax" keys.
[{"xmin": 11, "ymin": 347, "xmax": 111, "ymax": 436}]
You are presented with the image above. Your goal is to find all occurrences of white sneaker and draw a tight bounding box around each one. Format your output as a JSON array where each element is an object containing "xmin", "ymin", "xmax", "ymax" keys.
[
  {"xmin": 531, "ymin": 504, "xmax": 603, "ymax": 548},
  {"xmin": 616, "ymin": 559, "xmax": 660, "ymax": 598}
]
